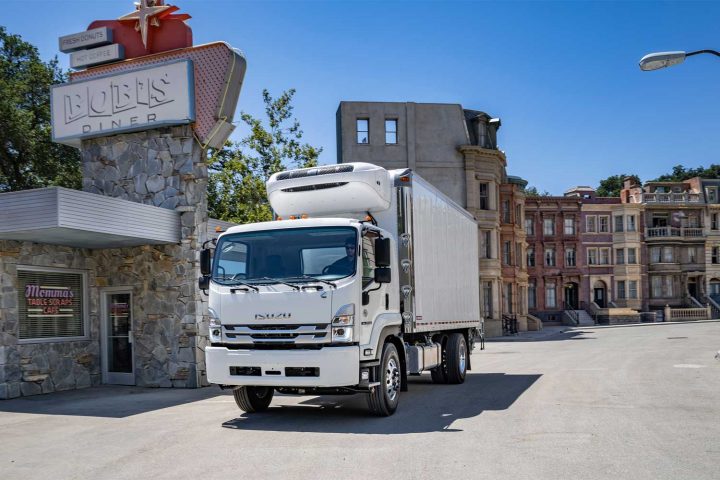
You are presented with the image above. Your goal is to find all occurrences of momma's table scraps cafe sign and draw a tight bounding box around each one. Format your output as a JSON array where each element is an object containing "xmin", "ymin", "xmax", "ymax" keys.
[{"xmin": 51, "ymin": 60, "xmax": 195, "ymax": 146}]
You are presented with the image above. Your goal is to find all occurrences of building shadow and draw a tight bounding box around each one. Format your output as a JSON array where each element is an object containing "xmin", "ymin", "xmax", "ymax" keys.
[
  {"xmin": 488, "ymin": 330, "xmax": 597, "ymax": 343},
  {"xmin": 221, "ymin": 372, "xmax": 541, "ymax": 435},
  {"xmin": 0, "ymin": 385, "xmax": 223, "ymax": 418}
]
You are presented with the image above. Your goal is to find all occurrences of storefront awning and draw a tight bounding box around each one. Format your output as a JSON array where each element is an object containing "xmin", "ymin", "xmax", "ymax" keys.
[{"xmin": 0, "ymin": 187, "xmax": 181, "ymax": 248}]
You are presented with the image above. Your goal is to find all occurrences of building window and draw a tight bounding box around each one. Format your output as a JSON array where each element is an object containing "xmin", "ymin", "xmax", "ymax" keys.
[
  {"xmin": 707, "ymin": 187, "xmax": 717, "ymax": 203},
  {"xmin": 617, "ymin": 280, "xmax": 626, "ymax": 300},
  {"xmin": 18, "ymin": 268, "xmax": 86, "ymax": 341},
  {"xmin": 688, "ymin": 247, "xmax": 697, "ymax": 264},
  {"xmin": 599, "ymin": 216, "xmax": 609, "ymax": 233},
  {"xmin": 479, "ymin": 183, "xmax": 489, "ymax": 210},
  {"xmin": 545, "ymin": 283, "xmax": 557, "ymax": 308},
  {"xmin": 479, "ymin": 230, "xmax": 492, "ymax": 259},
  {"xmin": 503, "ymin": 241, "xmax": 512, "ymax": 266},
  {"xmin": 502, "ymin": 200, "xmax": 511, "ymax": 223},
  {"xmin": 627, "ymin": 215, "xmax": 636, "ymax": 232},
  {"xmin": 545, "ymin": 247, "xmax": 556, "ymax": 266},
  {"xmin": 628, "ymin": 247, "xmax": 637, "ymax": 264},
  {"xmin": 652, "ymin": 276, "xmax": 673, "ymax": 298},
  {"xmin": 629, "ymin": 280, "xmax": 638, "ymax": 299},
  {"xmin": 516, "ymin": 242, "xmax": 523, "ymax": 268},
  {"xmin": 599, "ymin": 248, "xmax": 610, "ymax": 265},
  {"xmin": 564, "ymin": 217, "xmax": 575, "ymax": 235},
  {"xmin": 713, "ymin": 213, "xmax": 719, "ymax": 231},
  {"xmin": 588, "ymin": 248, "xmax": 598, "ymax": 265},
  {"xmin": 614, "ymin": 215, "xmax": 624, "ymax": 233},
  {"xmin": 710, "ymin": 280, "xmax": 720, "ymax": 298},
  {"xmin": 356, "ymin": 118, "xmax": 369, "ymax": 144},
  {"xmin": 515, "ymin": 204, "xmax": 522, "ymax": 226},
  {"xmin": 504, "ymin": 283, "xmax": 513, "ymax": 314},
  {"xmin": 616, "ymin": 248, "xmax": 625, "ymax": 265},
  {"xmin": 650, "ymin": 247, "xmax": 661, "ymax": 263},
  {"xmin": 713, "ymin": 247, "xmax": 719, "ymax": 264},
  {"xmin": 651, "ymin": 276, "xmax": 662, "ymax": 298},
  {"xmin": 525, "ymin": 217, "xmax": 534, "ymax": 236},
  {"xmin": 528, "ymin": 281, "xmax": 536, "ymax": 309},
  {"xmin": 662, "ymin": 246, "xmax": 674, "ymax": 263},
  {"xmin": 527, "ymin": 247, "xmax": 535, "ymax": 267},
  {"xmin": 543, "ymin": 217, "xmax": 555, "ymax": 236},
  {"xmin": 384, "ymin": 119, "xmax": 397, "ymax": 144},
  {"xmin": 483, "ymin": 281, "xmax": 493, "ymax": 318},
  {"xmin": 586, "ymin": 216, "xmax": 597, "ymax": 233},
  {"xmin": 565, "ymin": 247, "xmax": 576, "ymax": 267}
]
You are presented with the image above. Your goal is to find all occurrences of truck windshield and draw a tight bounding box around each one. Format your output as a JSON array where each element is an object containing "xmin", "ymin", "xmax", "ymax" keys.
[{"xmin": 212, "ymin": 227, "xmax": 358, "ymax": 285}]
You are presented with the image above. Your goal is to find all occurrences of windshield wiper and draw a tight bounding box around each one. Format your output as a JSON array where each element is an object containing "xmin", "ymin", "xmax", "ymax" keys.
[
  {"xmin": 223, "ymin": 280, "xmax": 259, "ymax": 292},
  {"xmin": 284, "ymin": 275, "xmax": 337, "ymax": 289},
  {"xmin": 250, "ymin": 277, "xmax": 301, "ymax": 291}
]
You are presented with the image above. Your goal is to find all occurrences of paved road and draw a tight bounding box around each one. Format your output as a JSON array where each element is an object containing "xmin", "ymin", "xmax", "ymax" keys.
[{"xmin": 1, "ymin": 322, "xmax": 719, "ymax": 480}]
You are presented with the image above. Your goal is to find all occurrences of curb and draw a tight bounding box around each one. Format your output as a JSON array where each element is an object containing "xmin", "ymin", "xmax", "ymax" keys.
[{"xmin": 572, "ymin": 319, "xmax": 720, "ymax": 330}]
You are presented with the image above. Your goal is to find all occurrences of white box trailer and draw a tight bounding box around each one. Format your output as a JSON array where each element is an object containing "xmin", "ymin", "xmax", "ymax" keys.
[{"xmin": 202, "ymin": 162, "xmax": 481, "ymax": 416}]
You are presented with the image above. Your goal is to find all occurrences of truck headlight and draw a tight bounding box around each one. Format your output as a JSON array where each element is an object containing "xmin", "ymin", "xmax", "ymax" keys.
[
  {"xmin": 332, "ymin": 327, "xmax": 353, "ymax": 343},
  {"xmin": 332, "ymin": 303, "xmax": 355, "ymax": 326},
  {"xmin": 332, "ymin": 304, "xmax": 354, "ymax": 343},
  {"xmin": 208, "ymin": 308, "xmax": 222, "ymax": 340}
]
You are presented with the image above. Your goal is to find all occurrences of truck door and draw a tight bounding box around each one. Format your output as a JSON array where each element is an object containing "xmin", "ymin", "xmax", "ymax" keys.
[{"xmin": 359, "ymin": 230, "xmax": 388, "ymax": 346}]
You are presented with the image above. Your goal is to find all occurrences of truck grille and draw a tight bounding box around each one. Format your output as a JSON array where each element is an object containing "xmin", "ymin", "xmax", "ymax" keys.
[{"xmin": 223, "ymin": 324, "xmax": 330, "ymax": 345}]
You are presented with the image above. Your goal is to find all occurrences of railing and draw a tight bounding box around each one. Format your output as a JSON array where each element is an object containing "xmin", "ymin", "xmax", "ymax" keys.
[
  {"xmin": 646, "ymin": 226, "xmax": 704, "ymax": 238},
  {"xmin": 688, "ymin": 295, "xmax": 704, "ymax": 308},
  {"xmin": 502, "ymin": 314, "xmax": 518, "ymax": 335},
  {"xmin": 663, "ymin": 306, "xmax": 710, "ymax": 321},
  {"xmin": 586, "ymin": 301, "xmax": 600, "ymax": 323},
  {"xmin": 704, "ymin": 296, "xmax": 720, "ymax": 319},
  {"xmin": 563, "ymin": 302, "xmax": 579, "ymax": 325},
  {"xmin": 642, "ymin": 193, "xmax": 702, "ymax": 203}
]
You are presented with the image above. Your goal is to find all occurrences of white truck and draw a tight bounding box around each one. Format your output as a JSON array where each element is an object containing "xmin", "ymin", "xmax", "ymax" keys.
[{"xmin": 201, "ymin": 162, "xmax": 481, "ymax": 416}]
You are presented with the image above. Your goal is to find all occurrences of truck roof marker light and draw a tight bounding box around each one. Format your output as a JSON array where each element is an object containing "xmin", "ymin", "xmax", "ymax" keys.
[
  {"xmin": 301, "ymin": 214, "xmax": 309, "ymax": 219},
  {"xmin": 289, "ymin": 215, "xmax": 297, "ymax": 220},
  {"xmin": 276, "ymin": 216, "xmax": 283, "ymax": 220},
  {"xmin": 400, "ymin": 176, "xmax": 410, "ymax": 182},
  {"xmin": 364, "ymin": 215, "xmax": 373, "ymax": 222},
  {"xmin": 214, "ymin": 226, "xmax": 224, "ymax": 233}
]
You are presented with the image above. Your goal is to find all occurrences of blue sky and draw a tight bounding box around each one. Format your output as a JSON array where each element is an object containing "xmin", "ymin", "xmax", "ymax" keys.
[{"xmin": 4, "ymin": 0, "xmax": 720, "ymax": 194}]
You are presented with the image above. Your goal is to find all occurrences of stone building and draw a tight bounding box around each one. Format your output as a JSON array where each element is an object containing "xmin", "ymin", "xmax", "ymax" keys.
[{"xmin": 336, "ymin": 101, "xmax": 530, "ymax": 336}]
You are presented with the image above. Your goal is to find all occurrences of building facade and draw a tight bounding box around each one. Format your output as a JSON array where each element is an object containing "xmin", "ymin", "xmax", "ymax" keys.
[{"xmin": 336, "ymin": 101, "xmax": 530, "ymax": 335}]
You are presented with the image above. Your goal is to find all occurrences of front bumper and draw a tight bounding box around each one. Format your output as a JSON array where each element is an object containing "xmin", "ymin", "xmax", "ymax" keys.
[{"xmin": 205, "ymin": 345, "xmax": 360, "ymax": 387}]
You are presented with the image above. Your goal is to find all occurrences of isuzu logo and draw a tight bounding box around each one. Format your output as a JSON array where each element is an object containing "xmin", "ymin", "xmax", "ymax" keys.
[{"xmin": 255, "ymin": 313, "xmax": 292, "ymax": 320}]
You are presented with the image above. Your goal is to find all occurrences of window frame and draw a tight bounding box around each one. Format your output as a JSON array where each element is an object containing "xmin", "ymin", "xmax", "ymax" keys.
[
  {"xmin": 384, "ymin": 118, "xmax": 398, "ymax": 144},
  {"xmin": 17, "ymin": 265, "xmax": 90, "ymax": 345},
  {"xmin": 478, "ymin": 183, "xmax": 489, "ymax": 210},
  {"xmin": 586, "ymin": 215, "xmax": 597, "ymax": 233},
  {"xmin": 599, "ymin": 215, "xmax": 610, "ymax": 233},
  {"xmin": 356, "ymin": 118, "xmax": 369, "ymax": 144}
]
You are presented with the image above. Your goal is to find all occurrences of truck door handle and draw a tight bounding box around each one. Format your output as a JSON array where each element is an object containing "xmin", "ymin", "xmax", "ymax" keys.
[{"xmin": 385, "ymin": 293, "xmax": 389, "ymax": 310}]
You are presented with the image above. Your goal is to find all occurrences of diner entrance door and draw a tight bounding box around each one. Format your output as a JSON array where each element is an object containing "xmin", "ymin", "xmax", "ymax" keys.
[{"xmin": 101, "ymin": 289, "xmax": 135, "ymax": 385}]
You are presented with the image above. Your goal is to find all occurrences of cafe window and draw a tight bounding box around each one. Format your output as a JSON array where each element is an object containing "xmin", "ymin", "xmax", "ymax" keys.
[{"xmin": 18, "ymin": 267, "xmax": 87, "ymax": 341}]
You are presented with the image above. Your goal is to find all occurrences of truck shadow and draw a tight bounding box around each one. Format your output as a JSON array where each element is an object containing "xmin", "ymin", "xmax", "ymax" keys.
[{"xmin": 221, "ymin": 372, "xmax": 541, "ymax": 434}]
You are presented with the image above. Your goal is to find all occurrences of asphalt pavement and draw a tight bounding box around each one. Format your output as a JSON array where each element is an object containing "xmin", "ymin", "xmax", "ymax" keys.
[{"xmin": 1, "ymin": 321, "xmax": 719, "ymax": 480}]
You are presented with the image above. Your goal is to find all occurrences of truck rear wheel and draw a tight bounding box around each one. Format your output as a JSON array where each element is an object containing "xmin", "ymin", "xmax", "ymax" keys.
[
  {"xmin": 446, "ymin": 333, "xmax": 468, "ymax": 384},
  {"xmin": 367, "ymin": 342, "xmax": 401, "ymax": 416},
  {"xmin": 233, "ymin": 386, "xmax": 274, "ymax": 413}
]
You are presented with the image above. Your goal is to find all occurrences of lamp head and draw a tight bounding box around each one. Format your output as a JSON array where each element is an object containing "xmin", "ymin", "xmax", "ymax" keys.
[{"xmin": 639, "ymin": 51, "xmax": 686, "ymax": 71}]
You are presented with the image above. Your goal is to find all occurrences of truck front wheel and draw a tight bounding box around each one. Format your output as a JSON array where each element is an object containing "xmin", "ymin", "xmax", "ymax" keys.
[
  {"xmin": 233, "ymin": 386, "xmax": 274, "ymax": 413},
  {"xmin": 367, "ymin": 342, "xmax": 401, "ymax": 416}
]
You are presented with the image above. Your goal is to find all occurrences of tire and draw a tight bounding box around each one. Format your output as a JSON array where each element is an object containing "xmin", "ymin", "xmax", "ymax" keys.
[
  {"xmin": 233, "ymin": 386, "xmax": 274, "ymax": 413},
  {"xmin": 446, "ymin": 333, "xmax": 468, "ymax": 384},
  {"xmin": 367, "ymin": 342, "xmax": 401, "ymax": 416},
  {"xmin": 431, "ymin": 337, "xmax": 448, "ymax": 384}
]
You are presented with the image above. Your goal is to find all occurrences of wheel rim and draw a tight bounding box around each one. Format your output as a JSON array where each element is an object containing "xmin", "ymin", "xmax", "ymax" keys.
[
  {"xmin": 386, "ymin": 357, "xmax": 400, "ymax": 401},
  {"xmin": 459, "ymin": 343, "xmax": 466, "ymax": 373},
  {"xmin": 255, "ymin": 387, "xmax": 269, "ymax": 399}
]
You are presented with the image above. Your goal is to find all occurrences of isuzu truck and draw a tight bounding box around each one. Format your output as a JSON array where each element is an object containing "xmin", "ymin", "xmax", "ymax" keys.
[{"xmin": 201, "ymin": 162, "xmax": 481, "ymax": 416}]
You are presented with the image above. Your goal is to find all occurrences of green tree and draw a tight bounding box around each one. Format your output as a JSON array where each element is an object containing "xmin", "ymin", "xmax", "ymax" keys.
[
  {"xmin": 596, "ymin": 174, "xmax": 640, "ymax": 197},
  {"xmin": 524, "ymin": 185, "xmax": 552, "ymax": 197},
  {"xmin": 207, "ymin": 89, "xmax": 322, "ymax": 223},
  {"xmin": 0, "ymin": 27, "xmax": 81, "ymax": 192},
  {"xmin": 653, "ymin": 164, "xmax": 720, "ymax": 182}
]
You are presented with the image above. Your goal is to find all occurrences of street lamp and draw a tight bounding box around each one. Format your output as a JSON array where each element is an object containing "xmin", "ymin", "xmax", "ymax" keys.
[{"xmin": 639, "ymin": 50, "xmax": 720, "ymax": 71}]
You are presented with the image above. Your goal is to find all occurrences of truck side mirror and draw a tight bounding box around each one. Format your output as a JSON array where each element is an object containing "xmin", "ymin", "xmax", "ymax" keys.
[
  {"xmin": 200, "ymin": 249, "xmax": 212, "ymax": 276},
  {"xmin": 198, "ymin": 275, "xmax": 210, "ymax": 290},
  {"xmin": 375, "ymin": 238, "xmax": 391, "ymax": 267},
  {"xmin": 374, "ymin": 266, "xmax": 391, "ymax": 284}
]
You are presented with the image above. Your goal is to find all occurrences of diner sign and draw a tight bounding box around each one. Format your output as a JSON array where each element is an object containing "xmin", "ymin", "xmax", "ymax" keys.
[
  {"xmin": 59, "ymin": 27, "xmax": 113, "ymax": 53},
  {"xmin": 51, "ymin": 60, "xmax": 195, "ymax": 146},
  {"xmin": 18, "ymin": 270, "xmax": 85, "ymax": 340}
]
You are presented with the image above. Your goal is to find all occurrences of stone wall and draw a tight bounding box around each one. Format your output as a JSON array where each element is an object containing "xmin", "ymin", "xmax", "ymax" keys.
[{"xmin": 0, "ymin": 125, "xmax": 211, "ymax": 399}]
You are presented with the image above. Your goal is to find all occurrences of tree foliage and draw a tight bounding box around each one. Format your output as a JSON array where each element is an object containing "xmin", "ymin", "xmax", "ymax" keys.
[
  {"xmin": 0, "ymin": 27, "xmax": 81, "ymax": 192},
  {"xmin": 596, "ymin": 174, "xmax": 640, "ymax": 197},
  {"xmin": 207, "ymin": 89, "xmax": 322, "ymax": 223},
  {"xmin": 653, "ymin": 164, "xmax": 720, "ymax": 182},
  {"xmin": 524, "ymin": 185, "xmax": 552, "ymax": 197}
]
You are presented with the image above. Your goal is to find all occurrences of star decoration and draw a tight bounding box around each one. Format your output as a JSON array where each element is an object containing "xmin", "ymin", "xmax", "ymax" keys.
[{"xmin": 118, "ymin": 0, "xmax": 181, "ymax": 49}]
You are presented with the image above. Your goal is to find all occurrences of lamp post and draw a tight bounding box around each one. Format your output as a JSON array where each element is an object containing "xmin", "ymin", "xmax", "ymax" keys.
[{"xmin": 639, "ymin": 50, "xmax": 720, "ymax": 71}]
